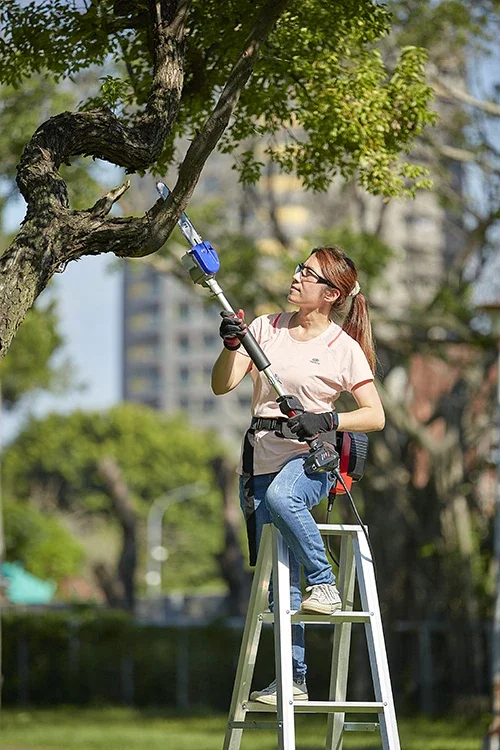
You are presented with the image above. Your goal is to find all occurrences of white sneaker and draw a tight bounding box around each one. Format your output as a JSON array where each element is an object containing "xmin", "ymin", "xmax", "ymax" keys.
[
  {"xmin": 249, "ymin": 678, "xmax": 308, "ymax": 705},
  {"xmin": 300, "ymin": 583, "xmax": 342, "ymax": 615}
]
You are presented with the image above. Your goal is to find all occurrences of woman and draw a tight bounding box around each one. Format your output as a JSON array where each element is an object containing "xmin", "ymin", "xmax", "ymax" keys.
[{"xmin": 211, "ymin": 246, "xmax": 385, "ymax": 704}]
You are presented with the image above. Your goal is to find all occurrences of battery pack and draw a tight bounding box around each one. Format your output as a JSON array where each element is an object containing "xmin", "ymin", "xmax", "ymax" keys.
[{"xmin": 189, "ymin": 241, "xmax": 220, "ymax": 276}]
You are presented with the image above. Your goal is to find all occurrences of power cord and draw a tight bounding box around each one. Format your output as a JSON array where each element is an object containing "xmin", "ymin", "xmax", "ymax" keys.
[
  {"xmin": 325, "ymin": 493, "xmax": 340, "ymax": 568},
  {"xmin": 324, "ymin": 471, "xmax": 378, "ymax": 581}
]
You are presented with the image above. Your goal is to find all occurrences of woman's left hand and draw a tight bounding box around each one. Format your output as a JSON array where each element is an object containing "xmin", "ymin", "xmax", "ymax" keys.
[{"xmin": 287, "ymin": 411, "xmax": 337, "ymax": 441}]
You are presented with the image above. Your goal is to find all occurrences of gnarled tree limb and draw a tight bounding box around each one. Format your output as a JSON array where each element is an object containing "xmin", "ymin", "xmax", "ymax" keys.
[{"xmin": 0, "ymin": 0, "xmax": 290, "ymax": 359}]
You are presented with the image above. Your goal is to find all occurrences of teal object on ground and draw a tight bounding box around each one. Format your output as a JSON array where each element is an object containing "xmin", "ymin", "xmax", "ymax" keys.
[{"xmin": 1, "ymin": 562, "xmax": 56, "ymax": 604}]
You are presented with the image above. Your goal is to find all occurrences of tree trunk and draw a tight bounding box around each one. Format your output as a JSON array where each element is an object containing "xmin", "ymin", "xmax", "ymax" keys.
[
  {"xmin": 97, "ymin": 457, "xmax": 138, "ymax": 612},
  {"xmin": 211, "ymin": 456, "xmax": 251, "ymax": 617}
]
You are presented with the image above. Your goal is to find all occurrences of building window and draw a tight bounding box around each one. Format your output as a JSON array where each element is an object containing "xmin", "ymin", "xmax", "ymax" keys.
[
  {"xmin": 127, "ymin": 272, "xmax": 160, "ymax": 300},
  {"xmin": 203, "ymin": 397, "xmax": 216, "ymax": 413},
  {"xmin": 179, "ymin": 366, "xmax": 190, "ymax": 383},
  {"xmin": 178, "ymin": 334, "xmax": 190, "ymax": 352},
  {"xmin": 178, "ymin": 302, "xmax": 190, "ymax": 320},
  {"xmin": 203, "ymin": 332, "xmax": 217, "ymax": 348},
  {"xmin": 205, "ymin": 304, "xmax": 219, "ymax": 320},
  {"xmin": 179, "ymin": 397, "xmax": 189, "ymax": 410},
  {"xmin": 128, "ymin": 376, "xmax": 151, "ymax": 395},
  {"xmin": 238, "ymin": 395, "xmax": 253, "ymax": 410},
  {"xmin": 128, "ymin": 312, "xmax": 157, "ymax": 332},
  {"xmin": 127, "ymin": 344, "xmax": 158, "ymax": 363}
]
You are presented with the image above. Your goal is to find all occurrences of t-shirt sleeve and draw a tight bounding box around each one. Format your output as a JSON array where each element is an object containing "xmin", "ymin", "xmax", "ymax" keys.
[{"xmin": 341, "ymin": 338, "xmax": 374, "ymax": 392}]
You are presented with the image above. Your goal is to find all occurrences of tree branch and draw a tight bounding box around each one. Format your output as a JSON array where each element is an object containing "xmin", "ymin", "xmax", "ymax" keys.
[
  {"xmin": 141, "ymin": 0, "xmax": 292, "ymax": 253},
  {"xmin": 88, "ymin": 180, "xmax": 131, "ymax": 218},
  {"xmin": 16, "ymin": 0, "xmax": 191, "ymax": 214},
  {"xmin": 0, "ymin": 1, "xmax": 291, "ymax": 358},
  {"xmin": 56, "ymin": 0, "xmax": 292, "ymax": 263},
  {"xmin": 433, "ymin": 78, "xmax": 500, "ymax": 118}
]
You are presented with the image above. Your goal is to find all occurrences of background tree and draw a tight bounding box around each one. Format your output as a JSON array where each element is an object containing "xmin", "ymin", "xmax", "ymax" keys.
[
  {"xmin": 3, "ymin": 500, "xmax": 84, "ymax": 583},
  {"xmin": 2, "ymin": 403, "xmax": 227, "ymax": 596},
  {"xmin": 0, "ymin": 0, "xmax": 435, "ymax": 357},
  {"xmin": 0, "ymin": 301, "xmax": 69, "ymax": 410},
  {"xmin": 303, "ymin": 0, "xmax": 500, "ymax": 708}
]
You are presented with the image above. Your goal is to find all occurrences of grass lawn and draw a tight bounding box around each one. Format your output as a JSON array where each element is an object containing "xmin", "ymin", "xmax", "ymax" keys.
[{"xmin": 0, "ymin": 708, "xmax": 489, "ymax": 749}]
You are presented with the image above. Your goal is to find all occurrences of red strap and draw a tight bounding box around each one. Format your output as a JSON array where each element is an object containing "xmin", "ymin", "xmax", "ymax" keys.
[
  {"xmin": 272, "ymin": 313, "xmax": 283, "ymax": 329},
  {"xmin": 326, "ymin": 329, "xmax": 342, "ymax": 347}
]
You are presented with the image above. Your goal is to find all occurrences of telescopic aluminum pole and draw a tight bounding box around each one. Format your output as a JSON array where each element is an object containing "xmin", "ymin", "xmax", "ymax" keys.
[{"xmin": 155, "ymin": 182, "xmax": 286, "ymax": 400}]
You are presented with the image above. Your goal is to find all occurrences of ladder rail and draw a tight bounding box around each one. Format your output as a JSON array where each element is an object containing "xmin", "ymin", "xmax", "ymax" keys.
[
  {"xmin": 223, "ymin": 525, "xmax": 274, "ymax": 750},
  {"xmin": 353, "ymin": 530, "xmax": 401, "ymax": 750},
  {"xmin": 326, "ymin": 532, "xmax": 356, "ymax": 750},
  {"xmin": 272, "ymin": 525, "xmax": 296, "ymax": 750}
]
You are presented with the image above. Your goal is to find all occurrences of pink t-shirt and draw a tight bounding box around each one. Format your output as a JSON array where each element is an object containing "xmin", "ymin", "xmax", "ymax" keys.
[{"xmin": 237, "ymin": 311, "xmax": 374, "ymax": 475}]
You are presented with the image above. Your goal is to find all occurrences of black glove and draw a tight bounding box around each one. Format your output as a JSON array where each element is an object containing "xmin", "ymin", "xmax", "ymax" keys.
[
  {"xmin": 277, "ymin": 394, "xmax": 304, "ymax": 417},
  {"xmin": 219, "ymin": 309, "xmax": 247, "ymax": 350},
  {"xmin": 287, "ymin": 411, "xmax": 339, "ymax": 442}
]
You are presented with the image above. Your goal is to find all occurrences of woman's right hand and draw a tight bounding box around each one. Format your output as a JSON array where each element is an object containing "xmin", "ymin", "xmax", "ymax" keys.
[{"xmin": 219, "ymin": 309, "xmax": 247, "ymax": 350}]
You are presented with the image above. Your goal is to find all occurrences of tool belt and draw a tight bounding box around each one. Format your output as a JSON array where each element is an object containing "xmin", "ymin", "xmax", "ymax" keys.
[
  {"xmin": 251, "ymin": 416, "xmax": 339, "ymax": 449},
  {"xmin": 251, "ymin": 416, "xmax": 297, "ymax": 439}
]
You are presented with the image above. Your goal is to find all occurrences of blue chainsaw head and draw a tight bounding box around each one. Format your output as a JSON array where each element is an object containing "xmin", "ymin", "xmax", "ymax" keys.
[{"xmin": 190, "ymin": 241, "xmax": 220, "ymax": 276}]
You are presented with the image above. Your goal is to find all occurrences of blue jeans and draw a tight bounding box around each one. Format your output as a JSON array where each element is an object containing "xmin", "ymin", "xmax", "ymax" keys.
[{"xmin": 239, "ymin": 455, "xmax": 335, "ymax": 680}]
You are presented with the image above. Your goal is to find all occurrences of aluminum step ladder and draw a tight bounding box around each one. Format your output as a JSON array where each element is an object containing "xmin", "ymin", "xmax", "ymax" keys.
[{"xmin": 223, "ymin": 522, "xmax": 401, "ymax": 750}]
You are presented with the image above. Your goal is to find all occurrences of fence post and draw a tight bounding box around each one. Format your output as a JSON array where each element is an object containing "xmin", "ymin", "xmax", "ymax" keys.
[
  {"xmin": 121, "ymin": 654, "xmax": 135, "ymax": 706},
  {"xmin": 17, "ymin": 631, "xmax": 29, "ymax": 706},
  {"xmin": 176, "ymin": 627, "xmax": 189, "ymax": 711},
  {"xmin": 419, "ymin": 621, "xmax": 434, "ymax": 715}
]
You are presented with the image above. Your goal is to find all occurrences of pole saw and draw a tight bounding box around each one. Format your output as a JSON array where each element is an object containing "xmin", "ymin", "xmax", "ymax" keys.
[
  {"xmin": 156, "ymin": 182, "xmax": 374, "ymax": 496},
  {"xmin": 155, "ymin": 182, "xmax": 376, "ymax": 569},
  {"xmin": 156, "ymin": 181, "xmax": 343, "ymax": 478}
]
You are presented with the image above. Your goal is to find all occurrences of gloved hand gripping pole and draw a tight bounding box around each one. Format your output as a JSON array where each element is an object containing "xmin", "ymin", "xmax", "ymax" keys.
[{"xmin": 156, "ymin": 182, "xmax": 339, "ymax": 475}]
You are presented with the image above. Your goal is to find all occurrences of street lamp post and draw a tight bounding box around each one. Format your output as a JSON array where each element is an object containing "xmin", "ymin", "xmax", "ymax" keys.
[
  {"xmin": 145, "ymin": 482, "xmax": 209, "ymax": 598},
  {"xmin": 481, "ymin": 302, "xmax": 500, "ymax": 750}
]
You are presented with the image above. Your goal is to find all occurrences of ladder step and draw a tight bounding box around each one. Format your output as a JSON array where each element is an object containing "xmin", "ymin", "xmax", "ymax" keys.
[
  {"xmin": 230, "ymin": 720, "xmax": 280, "ymax": 730},
  {"xmin": 245, "ymin": 701, "xmax": 385, "ymax": 714},
  {"xmin": 230, "ymin": 719, "xmax": 382, "ymax": 732},
  {"xmin": 344, "ymin": 722, "xmax": 380, "ymax": 732},
  {"xmin": 316, "ymin": 524, "xmax": 364, "ymax": 535},
  {"xmin": 261, "ymin": 611, "xmax": 370, "ymax": 625}
]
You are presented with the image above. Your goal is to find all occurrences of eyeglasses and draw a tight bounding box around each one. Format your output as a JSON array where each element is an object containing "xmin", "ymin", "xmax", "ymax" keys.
[{"xmin": 294, "ymin": 262, "xmax": 336, "ymax": 289}]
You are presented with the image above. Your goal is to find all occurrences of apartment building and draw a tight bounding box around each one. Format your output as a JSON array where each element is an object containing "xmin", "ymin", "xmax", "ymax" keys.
[{"xmin": 122, "ymin": 261, "xmax": 253, "ymax": 439}]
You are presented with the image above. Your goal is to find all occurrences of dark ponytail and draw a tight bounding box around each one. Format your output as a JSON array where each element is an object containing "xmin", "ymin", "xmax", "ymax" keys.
[
  {"xmin": 342, "ymin": 292, "xmax": 376, "ymax": 373},
  {"xmin": 311, "ymin": 246, "xmax": 376, "ymax": 373}
]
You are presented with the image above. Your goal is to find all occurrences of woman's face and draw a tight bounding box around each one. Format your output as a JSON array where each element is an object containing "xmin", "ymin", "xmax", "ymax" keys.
[{"xmin": 287, "ymin": 254, "xmax": 338, "ymax": 308}]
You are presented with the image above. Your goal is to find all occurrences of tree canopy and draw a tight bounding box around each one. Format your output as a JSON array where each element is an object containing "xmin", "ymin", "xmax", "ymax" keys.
[
  {"xmin": 2, "ymin": 403, "xmax": 227, "ymax": 590},
  {"xmin": 0, "ymin": 0, "xmax": 435, "ymax": 358},
  {"xmin": 3, "ymin": 499, "xmax": 84, "ymax": 582}
]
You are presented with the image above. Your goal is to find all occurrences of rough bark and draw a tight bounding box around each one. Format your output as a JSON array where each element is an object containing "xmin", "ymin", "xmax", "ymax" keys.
[{"xmin": 0, "ymin": 0, "xmax": 290, "ymax": 359}]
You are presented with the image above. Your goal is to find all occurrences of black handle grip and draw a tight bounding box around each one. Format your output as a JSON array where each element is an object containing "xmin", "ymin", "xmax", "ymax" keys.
[{"xmin": 240, "ymin": 331, "xmax": 271, "ymax": 371}]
